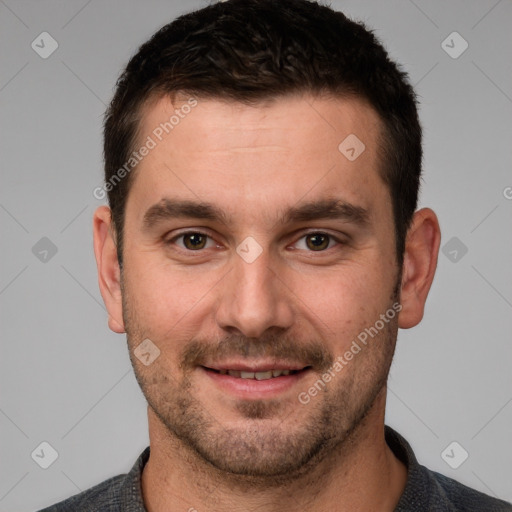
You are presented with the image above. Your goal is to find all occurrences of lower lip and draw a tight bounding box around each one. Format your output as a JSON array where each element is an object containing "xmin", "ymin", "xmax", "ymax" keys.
[{"xmin": 201, "ymin": 367, "xmax": 310, "ymax": 399}]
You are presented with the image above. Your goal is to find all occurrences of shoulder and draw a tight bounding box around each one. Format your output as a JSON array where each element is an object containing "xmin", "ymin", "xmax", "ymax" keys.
[
  {"xmin": 426, "ymin": 468, "xmax": 512, "ymax": 512},
  {"xmin": 37, "ymin": 475, "xmax": 126, "ymax": 512},
  {"xmin": 385, "ymin": 426, "xmax": 512, "ymax": 512},
  {"xmin": 36, "ymin": 447, "xmax": 149, "ymax": 512}
]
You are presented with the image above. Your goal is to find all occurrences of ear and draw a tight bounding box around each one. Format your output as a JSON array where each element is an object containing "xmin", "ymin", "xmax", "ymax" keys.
[
  {"xmin": 92, "ymin": 206, "xmax": 125, "ymax": 333},
  {"xmin": 398, "ymin": 208, "xmax": 441, "ymax": 329}
]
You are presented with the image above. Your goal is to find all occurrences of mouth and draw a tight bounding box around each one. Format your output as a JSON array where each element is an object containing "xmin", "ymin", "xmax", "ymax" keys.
[
  {"xmin": 206, "ymin": 368, "xmax": 305, "ymax": 380},
  {"xmin": 200, "ymin": 363, "xmax": 312, "ymax": 399}
]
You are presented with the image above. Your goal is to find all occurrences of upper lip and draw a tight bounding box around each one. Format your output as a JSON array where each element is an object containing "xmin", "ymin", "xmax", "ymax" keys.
[{"xmin": 203, "ymin": 361, "xmax": 309, "ymax": 372}]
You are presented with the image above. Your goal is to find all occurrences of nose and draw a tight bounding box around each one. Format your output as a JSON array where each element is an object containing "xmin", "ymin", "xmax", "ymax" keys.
[{"xmin": 214, "ymin": 246, "xmax": 294, "ymax": 338}]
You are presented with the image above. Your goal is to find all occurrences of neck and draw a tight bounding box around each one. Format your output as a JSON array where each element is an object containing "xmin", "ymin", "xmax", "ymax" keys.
[{"xmin": 141, "ymin": 389, "xmax": 407, "ymax": 512}]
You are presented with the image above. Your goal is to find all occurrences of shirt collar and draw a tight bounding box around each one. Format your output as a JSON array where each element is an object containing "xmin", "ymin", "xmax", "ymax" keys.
[{"xmin": 118, "ymin": 446, "xmax": 150, "ymax": 511}]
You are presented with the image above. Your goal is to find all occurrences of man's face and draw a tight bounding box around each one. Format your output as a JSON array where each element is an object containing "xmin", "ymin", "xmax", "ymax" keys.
[{"xmin": 119, "ymin": 93, "xmax": 401, "ymax": 478}]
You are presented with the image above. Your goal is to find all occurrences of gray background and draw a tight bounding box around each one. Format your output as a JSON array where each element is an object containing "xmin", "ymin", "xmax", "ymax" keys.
[{"xmin": 1, "ymin": 0, "xmax": 511, "ymax": 510}]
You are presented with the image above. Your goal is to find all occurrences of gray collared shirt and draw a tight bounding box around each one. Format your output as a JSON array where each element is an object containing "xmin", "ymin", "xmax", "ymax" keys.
[{"xmin": 38, "ymin": 426, "xmax": 512, "ymax": 511}]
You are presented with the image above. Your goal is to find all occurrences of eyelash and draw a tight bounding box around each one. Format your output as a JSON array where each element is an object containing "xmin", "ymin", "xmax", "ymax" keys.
[{"xmin": 165, "ymin": 230, "xmax": 344, "ymax": 253}]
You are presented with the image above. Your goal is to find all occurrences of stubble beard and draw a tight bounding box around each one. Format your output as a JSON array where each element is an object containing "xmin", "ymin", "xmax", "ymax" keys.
[{"xmin": 122, "ymin": 275, "xmax": 400, "ymax": 483}]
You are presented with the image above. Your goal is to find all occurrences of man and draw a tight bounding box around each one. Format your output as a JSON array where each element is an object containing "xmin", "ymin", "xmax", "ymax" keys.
[{"xmin": 40, "ymin": 0, "xmax": 512, "ymax": 510}]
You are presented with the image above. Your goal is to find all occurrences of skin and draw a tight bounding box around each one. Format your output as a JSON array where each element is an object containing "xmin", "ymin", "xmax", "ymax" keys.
[{"xmin": 93, "ymin": 92, "xmax": 441, "ymax": 512}]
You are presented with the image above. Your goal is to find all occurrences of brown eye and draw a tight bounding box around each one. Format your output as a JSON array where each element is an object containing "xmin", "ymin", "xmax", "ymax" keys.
[
  {"xmin": 305, "ymin": 233, "xmax": 330, "ymax": 251},
  {"xmin": 166, "ymin": 231, "xmax": 218, "ymax": 253},
  {"xmin": 182, "ymin": 233, "xmax": 208, "ymax": 250}
]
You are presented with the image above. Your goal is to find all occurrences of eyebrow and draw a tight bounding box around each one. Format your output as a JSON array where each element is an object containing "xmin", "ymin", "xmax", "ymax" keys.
[{"xmin": 142, "ymin": 197, "xmax": 370, "ymax": 231}]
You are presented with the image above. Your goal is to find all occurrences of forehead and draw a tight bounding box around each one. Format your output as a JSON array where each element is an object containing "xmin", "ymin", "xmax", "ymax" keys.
[
  {"xmin": 128, "ymin": 93, "xmax": 387, "ymax": 225},
  {"xmin": 138, "ymin": 92, "xmax": 381, "ymax": 155}
]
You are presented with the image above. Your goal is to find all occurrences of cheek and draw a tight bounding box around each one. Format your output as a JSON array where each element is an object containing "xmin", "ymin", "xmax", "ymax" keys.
[
  {"xmin": 123, "ymin": 255, "xmax": 219, "ymax": 336},
  {"xmin": 289, "ymin": 262, "xmax": 393, "ymax": 346}
]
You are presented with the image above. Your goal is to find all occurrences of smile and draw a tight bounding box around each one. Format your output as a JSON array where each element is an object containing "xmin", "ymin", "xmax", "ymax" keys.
[
  {"xmin": 201, "ymin": 364, "xmax": 311, "ymax": 398},
  {"xmin": 210, "ymin": 369, "xmax": 300, "ymax": 380}
]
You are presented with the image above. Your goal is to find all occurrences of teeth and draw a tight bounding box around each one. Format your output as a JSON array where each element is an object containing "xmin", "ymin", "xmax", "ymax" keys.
[
  {"xmin": 219, "ymin": 369, "xmax": 295, "ymax": 379},
  {"xmin": 255, "ymin": 371, "xmax": 273, "ymax": 380}
]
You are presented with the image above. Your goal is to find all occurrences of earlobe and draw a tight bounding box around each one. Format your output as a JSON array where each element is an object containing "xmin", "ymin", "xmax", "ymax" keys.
[
  {"xmin": 92, "ymin": 206, "xmax": 126, "ymax": 334},
  {"xmin": 398, "ymin": 208, "xmax": 441, "ymax": 329}
]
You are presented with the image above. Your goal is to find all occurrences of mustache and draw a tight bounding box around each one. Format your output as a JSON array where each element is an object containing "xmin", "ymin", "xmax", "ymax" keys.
[{"xmin": 181, "ymin": 332, "xmax": 334, "ymax": 372}]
